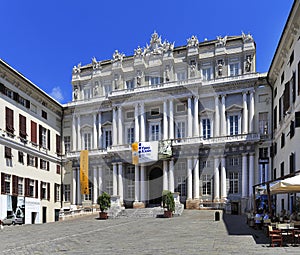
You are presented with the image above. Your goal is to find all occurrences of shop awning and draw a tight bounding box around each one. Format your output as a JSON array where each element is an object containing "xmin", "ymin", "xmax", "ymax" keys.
[{"xmin": 270, "ymin": 174, "xmax": 300, "ymax": 194}]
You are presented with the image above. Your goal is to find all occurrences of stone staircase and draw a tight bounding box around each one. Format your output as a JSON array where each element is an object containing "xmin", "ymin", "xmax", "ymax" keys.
[{"xmin": 110, "ymin": 207, "xmax": 165, "ymax": 219}]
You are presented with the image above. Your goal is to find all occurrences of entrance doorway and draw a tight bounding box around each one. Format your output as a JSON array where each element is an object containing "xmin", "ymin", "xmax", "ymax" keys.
[
  {"xmin": 149, "ymin": 168, "xmax": 163, "ymax": 206},
  {"xmin": 42, "ymin": 206, "xmax": 47, "ymax": 223}
]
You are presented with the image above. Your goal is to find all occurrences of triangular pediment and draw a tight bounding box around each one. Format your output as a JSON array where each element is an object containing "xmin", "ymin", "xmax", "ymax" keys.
[
  {"xmin": 226, "ymin": 104, "xmax": 243, "ymax": 112},
  {"xmin": 200, "ymin": 108, "xmax": 215, "ymax": 115},
  {"xmin": 102, "ymin": 121, "xmax": 112, "ymax": 127}
]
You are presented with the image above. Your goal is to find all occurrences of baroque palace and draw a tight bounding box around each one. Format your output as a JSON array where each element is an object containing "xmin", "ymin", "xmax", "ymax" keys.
[
  {"xmin": 0, "ymin": 1, "xmax": 299, "ymax": 223},
  {"xmin": 64, "ymin": 31, "xmax": 272, "ymax": 213}
]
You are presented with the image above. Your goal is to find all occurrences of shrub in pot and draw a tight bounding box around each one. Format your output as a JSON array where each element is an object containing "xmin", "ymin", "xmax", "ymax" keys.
[
  {"xmin": 162, "ymin": 190, "xmax": 175, "ymax": 218},
  {"xmin": 97, "ymin": 192, "xmax": 111, "ymax": 219}
]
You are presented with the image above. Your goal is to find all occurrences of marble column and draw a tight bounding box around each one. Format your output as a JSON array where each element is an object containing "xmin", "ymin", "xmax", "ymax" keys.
[
  {"xmin": 98, "ymin": 112, "xmax": 102, "ymax": 149},
  {"xmin": 72, "ymin": 115, "xmax": 76, "ymax": 151},
  {"xmin": 163, "ymin": 160, "xmax": 169, "ymax": 191},
  {"xmin": 140, "ymin": 164, "xmax": 146, "ymax": 202},
  {"xmin": 134, "ymin": 165, "xmax": 140, "ymax": 202},
  {"xmin": 93, "ymin": 114, "xmax": 98, "ymax": 149},
  {"xmin": 169, "ymin": 159, "xmax": 174, "ymax": 193},
  {"xmin": 135, "ymin": 104, "xmax": 140, "ymax": 142},
  {"xmin": 242, "ymin": 154, "xmax": 248, "ymax": 198},
  {"xmin": 140, "ymin": 103, "xmax": 145, "ymax": 142},
  {"xmin": 76, "ymin": 168, "xmax": 81, "ymax": 204},
  {"xmin": 93, "ymin": 166, "xmax": 98, "ymax": 204},
  {"xmin": 221, "ymin": 95, "xmax": 226, "ymax": 136},
  {"xmin": 220, "ymin": 157, "xmax": 227, "ymax": 200},
  {"xmin": 163, "ymin": 100, "xmax": 168, "ymax": 140},
  {"xmin": 214, "ymin": 157, "xmax": 220, "ymax": 201},
  {"xmin": 187, "ymin": 97, "xmax": 193, "ymax": 137},
  {"xmin": 248, "ymin": 153, "xmax": 254, "ymax": 196},
  {"xmin": 98, "ymin": 166, "xmax": 103, "ymax": 196},
  {"xmin": 249, "ymin": 91, "xmax": 254, "ymax": 133},
  {"xmin": 72, "ymin": 168, "xmax": 77, "ymax": 204},
  {"xmin": 194, "ymin": 97, "xmax": 199, "ymax": 137},
  {"xmin": 112, "ymin": 163, "xmax": 118, "ymax": 196},
  {"xmin": 118, "ymin": 163, "xmax": 123, "ymax": 203},
  {"xmin": 242, "ymin": 92, "xmax": 248, "ymax": 134},
  {"xmin": 214, "ymin": 96, "xmax": 220, "ymax": 137},
  {"xmin": 112, "ymin": 107, "xmax": 117, "ymax": 146},
  {"xmin": 118, "ymin": 106, "xmax": 123, "ymax": 145},
  {"xmin": 193, "ymin": 157, "xmax": 199, "ymax": 199},
  {"xmin": 77, "ymin": 115, "xmax": 81, "ymax": 150},
  {"xmin": 169, "ymin": 99, "xmax": 174, "ymax": 140},
  {"xmin": 187, "ymin": 158, "xmax": 193, "ymax": 200}
]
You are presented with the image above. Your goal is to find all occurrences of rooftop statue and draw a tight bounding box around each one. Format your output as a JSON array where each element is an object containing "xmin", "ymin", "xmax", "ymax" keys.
[
  {"xmin": 187, "ymin": 35, "xmax": 199, "ymax": 47},
  {"xmin": 216, "ymin": 35, "xmax": 227, "ymax": 47},
  {"xmin": 112, "ymin": 50, "xmax": 125, "ymax": 62},
  {"xmin": 242, "ymin": 32, "xmax": 253, "ymax": 42},
  {"xmin": 92, "ymin": 57, "xmax": 100, "ymax": 69},
  {"xmin": 72, "ymin": 63, "xmax": 81, "ymax": 74}
]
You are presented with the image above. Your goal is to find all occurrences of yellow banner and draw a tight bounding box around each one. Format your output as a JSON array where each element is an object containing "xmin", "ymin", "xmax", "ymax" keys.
[
  {"xmin": 80, "ymin": 150, "xmax": 89, "ymax": 195},
  {"xmin": 132, "ymin": 142, "xmax": 139, "ymax": 165}
]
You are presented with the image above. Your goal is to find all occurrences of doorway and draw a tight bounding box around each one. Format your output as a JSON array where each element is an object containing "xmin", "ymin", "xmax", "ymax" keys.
[
  {"xmin": 42, "ymin": 206, "xmax": 47, "ymax": 223},
  {"xmin": 149, "ymin": 168, "xmax": 163, "ymax": 206}
]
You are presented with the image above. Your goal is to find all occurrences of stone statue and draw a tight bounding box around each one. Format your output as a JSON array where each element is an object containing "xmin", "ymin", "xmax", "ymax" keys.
[
  {"xmin": 72, "ymin": 63, "xmax": 81, "ymax": 74},
  {"xmin": 245, "ymin": 55, "xmax": 252, "ymax": 72},
  {"xmin": 94, "ymin": 84, "xmax": 99, "ymax": 96},
  {"xmin": 216, "ymin": 36, "xmax": 227, "ymax": 47},
  {"xmin": 73, "ymin": 88, "xmax": 78, "ymax": 100},
  {"xmin": 113, "ymin": 50, "xmax": 125, "ymax": 62},
  {"xmin": 92, "ymin": 57, "xmax": 100, "ymax": 69},
  {"xmin": 242, "ymin": 32, "xmax": 253, "ymax": 42},
  {"xmin": 217, "ymin": 60, "xmax": 223, "ymax": 76},
  {"xmin": 187, "ymin": 35, "xmax": 199, "ymax": 47},
  {"xmin": 134, "ymin": 46, "xmax": 143, "ymax": 57},
  {"xmin": 136, "ymin": 71, "xmax": 142, "ymax": 86}
]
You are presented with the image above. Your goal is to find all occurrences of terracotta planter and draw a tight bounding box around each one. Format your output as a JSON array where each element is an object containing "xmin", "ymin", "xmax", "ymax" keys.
[
  {"xmin": 99, "ymin": 212, "xmax": 108, "ymax": 220},
  {"xmin": 164, "ymin": 210, "xmax": 173, "ymax": 218}
]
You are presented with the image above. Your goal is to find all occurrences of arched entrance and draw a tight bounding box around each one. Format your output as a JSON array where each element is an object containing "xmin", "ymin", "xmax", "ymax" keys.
[{"xmin": 149, "ymin": 168, "xmax": 163, "ymax": 206}]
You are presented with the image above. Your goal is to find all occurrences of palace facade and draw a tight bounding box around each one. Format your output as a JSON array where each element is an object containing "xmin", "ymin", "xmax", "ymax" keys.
[{"xmin": 62, "ymin": 32, "xmax": 272, "ymax": 213}]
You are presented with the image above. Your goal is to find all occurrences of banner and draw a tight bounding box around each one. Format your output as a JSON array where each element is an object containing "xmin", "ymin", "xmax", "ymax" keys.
[
  {"xmin": 80, "ymin": 150, "xmax": 89, "ymax": 195},
  {"xmin": 132, "ymin": 141, "xmax": 158, "ymax": 164}
]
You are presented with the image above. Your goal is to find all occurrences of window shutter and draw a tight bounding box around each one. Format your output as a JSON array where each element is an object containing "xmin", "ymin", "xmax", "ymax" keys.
[
  {"xmin": 39, "ymin": 125, "xmax": 43, "ymax": 147},
  {"xmin": 27, "ymin": 154, "xmax": 30, "ymax": 165},
  {"xmin": 35, "ymin": 180, "xmax": 38, "ymax": 198},
  {"xmin": 56, "ymin": 134, "xmax": 61, "ymax": 154},
  {"xmin": 54, "ymin": 184, "xmax": 57, "ymax": 202},
  {"xmin": 19, "ymin": 115, "xmax": 27, "ymax": 138},
  {"xmin": 47, "ymin": 129, "xmax": 51, "ymax": 150},
  {"xmin": 47, "ymin": 161, "xmax": 50, "ymax": 171},
  {"xmin": 5, "ymin": 146, "xmax": 12, "ymax": 159},
  {"xmin": 47, "ymin": 183, "xmax": 50, "ymax": 201},
  {"xmin": 0, "ymin": 83, "xmax": 5, "ymax": 94},
  {"xmin": 5, "ymin": 107, "xmax": 14, "ymax": 133},
  {"xmin": 40, "ymin": 181, "xmax": 43, "ymax": 199},
  {"xmin": 12, "ymin": 175, "xmax": 18, "ymax": 196},
  {"xmin": 13, "ymin": 92, "xmax": 19, "ymax": 102},
  {"xmin": 31, "ymin": 121, "xmax": 37, "ymax": 144},
  {"xmin": 25, "ymin": 178, "xmax": 30, "ymax": 197},
  {"xmin": 25, "ymin": 100, "xmax": 30, "ymax": 109},
  {"xmin": 1, "ymin": 173, "xmax": 5, "ymax": 194},
  {"xmin": 35, "ymin": 157, "xmax": 38, "ymax": 168}
]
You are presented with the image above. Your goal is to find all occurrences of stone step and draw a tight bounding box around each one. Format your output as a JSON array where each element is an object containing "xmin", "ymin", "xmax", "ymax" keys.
[{"xmin": 117, "ymin": 207, "xmax": 164, "ymax": 218}]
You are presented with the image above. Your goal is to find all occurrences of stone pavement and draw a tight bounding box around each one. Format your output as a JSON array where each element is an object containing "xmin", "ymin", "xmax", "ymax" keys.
[{"xmin": 0, "ymin": 210, "xmax": 299, "ymax": 255}]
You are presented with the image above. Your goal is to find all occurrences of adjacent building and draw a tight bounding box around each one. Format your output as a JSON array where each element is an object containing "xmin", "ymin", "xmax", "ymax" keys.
[
  {"xmin": 0, "ymin": 59, "xmax": 63, "ymax": 224},
  {"xmin": 63, "ymin": 31, "xmax": 272, "ymax": 214},
  {"xmin": 268, "ymin": 0, "xmax": 300, "ymax": 214}
]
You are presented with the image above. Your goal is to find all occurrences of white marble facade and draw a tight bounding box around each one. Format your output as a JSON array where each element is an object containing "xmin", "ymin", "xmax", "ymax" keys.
[{"xmin": 63, "ymin": 32, "xmax": 272, "ymax": 213}]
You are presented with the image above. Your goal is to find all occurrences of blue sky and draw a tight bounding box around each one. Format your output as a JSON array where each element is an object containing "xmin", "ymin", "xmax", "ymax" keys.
[{"xmin": 0, "ymin": 1, "xmax": 294, "ymax": 104}]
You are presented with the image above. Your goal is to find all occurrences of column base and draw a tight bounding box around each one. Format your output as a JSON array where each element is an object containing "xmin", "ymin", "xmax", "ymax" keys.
[
  {"xmin": 186, "ymin": 199, "xmax": 200, "ymax": 209},
  {"xmin": 133, "ymin": 201, "xmax": 145, "ymax": 209}
]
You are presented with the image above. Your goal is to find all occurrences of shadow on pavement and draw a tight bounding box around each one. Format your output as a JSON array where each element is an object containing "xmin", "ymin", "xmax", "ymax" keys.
[{"xmin": 222, "ymin": 213, "xmax": 270, "ymax": 245}]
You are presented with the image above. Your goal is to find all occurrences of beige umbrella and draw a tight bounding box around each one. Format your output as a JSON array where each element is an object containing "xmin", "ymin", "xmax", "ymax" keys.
[{"xmin": 270, "ymin": 175, "xmax": 300, "ymax": 194}]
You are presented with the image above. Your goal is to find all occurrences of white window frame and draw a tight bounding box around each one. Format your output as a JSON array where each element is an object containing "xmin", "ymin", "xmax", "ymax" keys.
[
  {"xmin": 176, "ymin": 103, "xmax": 186, "ymax": 113},
  {"xmin": 177, "ymin": 71, "xmax": 186, "ymax": 81},
  {"xmin": 126, "ymin": 79, "xmax": 135, "ymax": 90},
  {"xmin": 174, "ymin": 161, "xmax": 187, "ymax": 197},
  {"xmin": 229, "ymin": 62, "xmax": 240, "ymax": 76},
  {"xmin": 201, "ymin": 174, "xmax": 212, "ymax": 196},
  {"xmin": 103, "ymin": 128, "xmax": 112, "ymax": 149},
  {"xmin": 125, "ymin": 166, "xmax": 135, "ymax": 200},
  {"xmin": 175, "ymin": 120, "xmax": 186, "ymax": 139},
  {"xmin": 83, "ymin": 132, "xmax": 92, "ymax": 150},
  {"xmin": 18, "ymin": 177, "xmax": 23, "ymax": 196},
  {"xmin": 64, "ymin": 136, "xmax": 71, "ymax": 153},
  {"xmin": 229, "ymin": 172, "xmax": 239, "ymax": 194},
  {"xmin": 149, "ymin": 122, "xmax": 161, "ymax": 141},
  {"xmin": 126, "ymin": 126, "xmax": 135, "ymax": 144},
  {"xmin": 202, "ymin": 118, "xmax": 211, "ymax": 139},
  {"xmin": 202, "ymin": 65, "xmax": 212, "ymax": 81},
  {"xmin": 227, "ymin": 112, "xmax": 241, "ymax": 136},
  {"xmin": 83, "ymin": 88, "xmax": 91, "ymax": 100},
  {"xmin": 64, "ymin": 184, "xmax": 71, "ymax": 202},
  {"xmin": 105, "ymin": 168, "xmax": 113, "ymax": 196},
  {"xmin": 150, "ymin": 76, "xmax": 160, "ymax": 85}
]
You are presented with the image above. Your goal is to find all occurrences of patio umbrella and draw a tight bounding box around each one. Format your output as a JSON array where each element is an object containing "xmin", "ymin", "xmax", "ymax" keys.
[{"xmin": 270, "ymin": 175, "xmax": 300, "ymax": 194}]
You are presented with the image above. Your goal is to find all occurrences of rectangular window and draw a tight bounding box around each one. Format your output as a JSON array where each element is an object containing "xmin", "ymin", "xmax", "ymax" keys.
[
  {"xmin": 5, "ymin": 146, "xmax": 12, "ymax": 159},
  {"xmin": 202, "ymin": 68, "xmax": 212, "ymax": 81},
  {"xmin": 228, "ymin": 156, "xmax": 240, "ymax": 166},
  {"xmin": 64, "ymin": 136, "xmax": 71, "ymax": 153},
  {"xmin": 55, "ymin": 184, "xmax": 60, "ymax": 202},
  {"xmin": 31, "ymin": 121, "xmax": 37, "ymax": 144},
  {"xmin": 127, "ymin": 127, "xmax": 135, "ymax": 144},
  {"xmin": 259, "ymin": 148, "xmax": 268, "ymax": 159},
  {"xmin": 281, "ymin": 162, "xmax": 284, "ymax": 177},
  {"xmin": 18, "ymin": 151, "xmax": 24, "ymax": 164},
  {"xmin": 150, "ymin": 124, "xmax": 160, "ymax": 141},
  {"xmin": 298, "ymin": 61, "xmax": 300, "ymax": 95},
  {"xmin": 174, "ymin": 161, "xmax": 187, "ymax": 197},
  {"xmin": 229, "ymin": 63, "xmax": 239, "ymax": 76},
  {"xmin": 125, "ymin": 166, "xmax": 135, "ymax": 200},
  {"xmin": 295, "ymin": 111, "xmax": 300, "ymax": 127},
  {"xmin": 41, "ymin": 182, "xmax": 47, "ymax": 199},
  {"xmin": 42, "ymin": 110, "xmax": 47, "ymax": 120},
  {"xmin": 5, "ymin": 107, "xmax": 14, "ymax": 134},
  {"xmin": 83, "ymin": 88, "xmax": 91, "ymax": 99},
  {"xmin": 229, "ymin": 115, "xmax": 239, "ymax": 135},
  {"xmin": 64, "ymin": 184, "xmax": 71, "ymax": 202},
  {"xmin": 229, "ymin": 172, "xmax": 239, "ymax": 194},
  {"xmin": 105, "ymin": 130, "xmax": 112, "ymax": 148},
  {"xmin": 19, "ymin": 114, "xmax": 27, "ymax": 139},
  {"xmin": 56, "ymin": 165, "xmax": 61, "ymax": 174},
  {"xmin": 259, "ymin": 112, "xmax": 268, "ymax": 135},
  {"xmin": 126, "ymin": 79, "xmax": 134, "ymax": 90},
  {"xmin": 39, "ymin": 125, "xmax": 47, "ymax": 148},
  {"xmin": 202, "ymin": 119, "xmax": 211, "ymax": 139},
  {"xmin": 176, "ymin": 121, "xmax": 185, "ymax": 139},
  {"xmin": 281, "ymin": 71, "xmax": 285, "ymax": 84},
  {"xmin": 126, "ymin": 111, "xmax": 134, "ymax": 119},
  {"xmin": 177, "ymin": 72, "xmax": 186, "ymax": 81},
  {"xmin": 273, "ymin": 106, "xmax": 277, "ymax": 130},
  {"xmin": 281, "ymin": 133, "xmax": 285, "ymax": 148},
  {"xmin": 290, "ymin": 120, "xmax": 295, "ymax": 138},
  {"xmin": 150, "ymin": 76, "xmax": 161, "ymax": 85},
  {"xmin": 4, "ymin": 174, "xmax": 11, "ymax": 194},
  {"xmin": 18, "ymin": 177, "xmax": 23, "ymax": 196},
  {"xmin": 202, "ymin": 174, "xmax": 211, "ymax": 195},
  {"xmin": 83, "ymin": 133, "xmax": 91, "ymax": 150},
  {"xmin": 292, "ymin": 72, "xmax": 296, "ymax": 103},
  {"xmin": 176, "ymin": 103, "xmax": 186, "ymax": 113},
  {"xmin": 56, "ymin": 134, "xmax": 61, "ymax": 154},
  {"xmin": 283, "ymin": 81, "xmax": 290, "ymax": 114},
  {"xmin": 290, "ymin": 153, "xmax": 295, "ymax": 174},
  {"xmin": 289, "ymin": 51, "xmax": 294, "ymax": 65},
  {"xmin": 279, "ymin": 97, "xmax": 282, "ymax": 122},
  {"xmin": 40, "ymin": 159, "xmax": 49, "ymax": 171}
]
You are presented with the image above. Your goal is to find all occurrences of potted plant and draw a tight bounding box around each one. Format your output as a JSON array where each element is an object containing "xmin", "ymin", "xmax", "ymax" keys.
[
  {"xmin": 162, "ymin": 190, "xmax": 175, "ymax": 218},
  {"xmin": 97, "ymin": 192, "xmax": 111, "ymax": 219}
]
